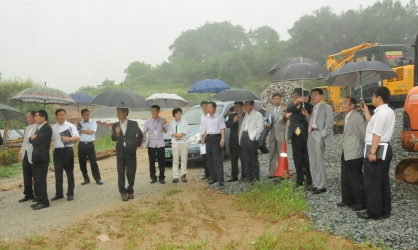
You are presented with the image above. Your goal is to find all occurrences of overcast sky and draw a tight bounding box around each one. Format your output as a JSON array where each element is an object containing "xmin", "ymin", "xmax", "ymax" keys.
[{"xmin": 0, "ymin": 0, "xmax": 410, "ymax": 94}]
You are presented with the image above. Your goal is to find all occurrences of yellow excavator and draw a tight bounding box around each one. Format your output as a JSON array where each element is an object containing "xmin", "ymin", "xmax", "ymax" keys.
[{"xmin": 323, "ymin": 41, "xmax": 414, "ymax": 133}]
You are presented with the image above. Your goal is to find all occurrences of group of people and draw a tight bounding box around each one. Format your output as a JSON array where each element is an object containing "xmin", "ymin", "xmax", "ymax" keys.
[
  {"xmin": 18, "ymin": 109, "xmax": 102, "ymax": 210},
  {"xmin": 16, "ymin": 86, "xmax": 395, "ymax": 220},
  {"xmin": 284, "ymin": 86, "xmax": 394, "ymax": 220}
]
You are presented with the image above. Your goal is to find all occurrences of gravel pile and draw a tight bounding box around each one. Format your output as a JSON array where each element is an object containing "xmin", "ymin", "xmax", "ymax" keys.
[{"xmin": 204, "ymin": 108, "xmax": 418, "ymax": 249}]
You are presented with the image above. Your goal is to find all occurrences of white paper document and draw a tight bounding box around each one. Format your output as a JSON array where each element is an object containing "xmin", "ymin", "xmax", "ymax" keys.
[{"xmin": 199, "ymin": 144, "xmax": 206, "ymax": 155}]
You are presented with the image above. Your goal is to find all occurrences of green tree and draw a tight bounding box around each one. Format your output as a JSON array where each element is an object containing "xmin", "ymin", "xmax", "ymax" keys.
[{"xmin": 169, "ymin": 21, "xmax": 250, "ymax": 62}]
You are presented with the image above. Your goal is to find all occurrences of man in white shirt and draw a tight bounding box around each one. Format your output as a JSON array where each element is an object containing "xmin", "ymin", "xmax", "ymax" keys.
[
  {"xmin": 51, "ymin": 109, "xmax": 80, "ymax": 202},
  {"xmin": 198, "ymin": 101, "xmax": 211, "ymax": 180},
  {"xmin": 357, "ymin": 87, "xmax": 395, "ymax": 220},
  {"xmin": 78, "ymin": 109, "xmax": 102, "ymax": 185},
  {"xmin": 201, "ymin": 102, "xmax": 226, "ymax": 186},
  {"xmin": 239, "ymin": 100, "xmax": 264, "ymax": 182},
  {"xmin": 18, "ymin": 111, "xmax": 38, "ymax": 202}
]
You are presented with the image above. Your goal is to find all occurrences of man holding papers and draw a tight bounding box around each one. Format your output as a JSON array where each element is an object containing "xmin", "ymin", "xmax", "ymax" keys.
[
  {"xmin": 358, "ymin": 87, "xmax": 395, "ymax": 220},
  {"xmin": 338, "ymin": 97, "xmax": 366, "ymax": 211},
  {"xmin": 51, "ymin": 109, "xmax": 80, "ymax": 202},
  {"xmin": 168, "ymin": 108, "xmax": 189, "ymax": 183}
]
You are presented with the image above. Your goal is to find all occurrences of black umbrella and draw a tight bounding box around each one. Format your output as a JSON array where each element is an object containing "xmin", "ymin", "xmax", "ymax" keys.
[
  {"xmin": 0, "ymin": 104, "xmax": 22, "ymax": 121},
  {"xmin": 324, "ymin": 61, "xmax": 398, "ymax": 99},
  {"xmin": 267, "ymin": 57, "xmax": 317, "ymax": 74},
  {"xmin": 213, "ymin": 89, "xmax": 260, "ymax": 102},
  {"xmin": 90, "ymin": 90, "xmax": 149, "ymax": 109}
]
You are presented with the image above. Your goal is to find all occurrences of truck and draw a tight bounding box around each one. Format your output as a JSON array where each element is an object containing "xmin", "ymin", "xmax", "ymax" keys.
[{"xmin": 395, "ymin": 32, "xmax": 418, "ymax": 185}]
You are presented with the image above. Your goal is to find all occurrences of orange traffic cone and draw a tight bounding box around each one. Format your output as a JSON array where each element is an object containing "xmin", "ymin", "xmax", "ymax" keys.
[{"xmin": 273, "ymin": 140, "xmax": 291, "ymax": 178}]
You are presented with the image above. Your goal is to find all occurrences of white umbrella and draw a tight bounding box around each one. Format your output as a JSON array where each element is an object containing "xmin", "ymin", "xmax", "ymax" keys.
[{"xmin": 145, "ymin": 93, "xmax": 188, "ymax": 108}]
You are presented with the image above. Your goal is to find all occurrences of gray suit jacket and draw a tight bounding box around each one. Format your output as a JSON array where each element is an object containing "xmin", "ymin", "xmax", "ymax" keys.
[
  {"xmin": 342, "ymin": 111, "xmax": 366, "ymax": 161},
  {"xmin": 265, "ymin": 105, "xmax": 287, "ymax": 142},
  {"xmin": 305, "ymin": 102, "xmax": 334, "ymax": 147},
  {"xmin": 20, "ymin": 124, "xmax": 38, "ymax": 164}
]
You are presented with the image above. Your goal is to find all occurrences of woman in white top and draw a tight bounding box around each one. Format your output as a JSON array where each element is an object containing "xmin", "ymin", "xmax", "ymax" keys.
[{"xmin": 168, "ymin": 108, "xmax": 189, "ymax": 183}]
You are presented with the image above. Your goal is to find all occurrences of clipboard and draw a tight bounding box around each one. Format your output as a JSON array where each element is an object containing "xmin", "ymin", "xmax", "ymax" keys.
[
  {"xmin": 176, "ymin": 124, "xmax": 187, "ymax": 140},
  {"xmin": 364, "ymin": 142, "xmax": 388, "ymax": 160}
]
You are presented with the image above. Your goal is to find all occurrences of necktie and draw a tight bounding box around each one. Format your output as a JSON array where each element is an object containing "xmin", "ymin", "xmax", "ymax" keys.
[
  {"xmin": 274, "ymin": 107, "xmax": 279, "ymax": 120},
  {"xmin": 308, "ymin": 106, "xmax": 316, "ymax": 133}
]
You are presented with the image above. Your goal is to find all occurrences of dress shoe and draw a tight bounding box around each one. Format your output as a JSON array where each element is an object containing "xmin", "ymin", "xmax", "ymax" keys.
[
  {"xmin": 201, "ymin": 175, "xmax": 211, "ymax": 180},
  {"xmin": 227, "ymin": 178, "xmax": 238, "ymax": 182},
  {"xmin": 31, "ymin": 202, "xmax": 39, "ymax": 208},
  {"xmin": 313, "ymin": 188, "xmax": 326, "ymax": 194},
  {"xmin": 150, "ymin": 179, "xmax": 157, "ymax": 184},
  {"xmin": 33, "ymin": 203, "xmax": 50, "ymax": 210},
  {"xmin": 81, "ymin": 180, "xmax": 90, "ymax": 185},
  {"xmin": 239, "ymin": 179, "xmax": 249, "ymax": 184},
  {"xmin": 67, "ymin": 195, "xmax": 74, "ymax": 201},
  {"xmin": 308, "ymin": 186, "xmax": 318, "ymax": 191},
  {"xmin": 356, "ymin": 211, "xmax": 381, "ymax": 220},
  {"xmin": 51, "ymin": 196, "xmax": 64, "ymax": 201},
  {"xmin": 128, "ymin": 194, "xmax": 134, "ymax": 199},
  {"xmin": 337, "ymin": 202, "xmax": 350, "ymax": 207},
  {"xmin": 208, "ymin": 180, "xmax": 218, "ymax": 185},
  {"xmin": 18, "ymin": 197, "xmax": 33, "ymax": 202},
  {"xmin": 351, "ymin": 204, "xmax": 366, "ymax": 211},
  {"xmin": 181, "ymin": 174, "xmax": 187, "ymax": 182},
  {"xmin": 33, "ymin": 197, "xmax": 39, "ymax": 203},
  {"xmin": 159, "ymin": 179, "xmax": 166, "ymax": 184},
  {"xmin": 96, "ymin": 180, "xmax": 103, "ymax": 185},
  {"xmin": 382, "ymin": 214, "xmax": 390, "ymax": 219},
  {"xmin": 219, "ymin": 182, "xmax": 224, "ymax": 187},
  {"xmin": 121, "ymin": 194, "xmax": 128, "ymax": 201},
  {"xmin": 173, "ymin": 178, "xmax": 179, "ymax": 183}
]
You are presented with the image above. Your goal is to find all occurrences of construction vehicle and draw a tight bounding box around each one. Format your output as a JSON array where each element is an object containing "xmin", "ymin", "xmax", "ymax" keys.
[{"xmin": 395, "ymin": 32, "xmax": 418, "ymax": 185}]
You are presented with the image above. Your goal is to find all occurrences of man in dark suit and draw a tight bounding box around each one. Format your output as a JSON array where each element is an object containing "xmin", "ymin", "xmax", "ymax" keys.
[
  {"xmin": 286, "ymin": 89, "xmax": 313, "ymax": 188},
  {"xmin": 29, "ymin": 110, "xmax": 52, "ymax": 210},
  {"xmin": 225, "ymin": 101, "xmax": 245, "ymax": 182},
  {"xmin": 111, "ymin": 108, "xmax": 143, "ymax": 201}
]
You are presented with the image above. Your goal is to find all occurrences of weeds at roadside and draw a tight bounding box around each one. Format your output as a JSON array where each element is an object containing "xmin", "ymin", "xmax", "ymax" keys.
[
  {"xmin": 165, "ymin": 188, "xmax": 183, "ymax": 196},
  {"xmin": 76, "ymin": 236, "xmax": 97, "ymax": 249},
  {"xmin": 157, "ymin": 195, "xmax": 169, "ymax": 205},
  {"xmin": 56, "ymin": 236, "xmax": 69, "ymax": 249},
  {"xmin": 27, "ymin": 235, "xmax": 48, "ymax": 245},
  {"xmin": 238, "ymin": 179, "xmax": 306, "ymax": 221}
]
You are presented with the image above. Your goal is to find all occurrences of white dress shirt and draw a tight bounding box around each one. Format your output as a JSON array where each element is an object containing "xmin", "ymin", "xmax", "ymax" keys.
[
  {"xmin": 365, "ymin": 104, "xmax": 395, "ymax": 142},
  {"xmin": 312, "ymin": 102, "xmax": 321, "ymax": 128},
  {"xmin": 168, "ymin": 119, "xmax": 189, "ymax": 144},
  {"xmin": 205, "ymin": 113, "xmax": 226, "ymax": 134},
  {"xmin": 120, "ymin": 119, "xmax": 128, "ymax": 135},
  {"xmin": 52, "ymin": 121, "xmax": 80, "ymax": 148}
]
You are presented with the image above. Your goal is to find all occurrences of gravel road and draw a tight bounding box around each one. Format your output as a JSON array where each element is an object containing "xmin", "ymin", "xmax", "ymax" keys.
[{"xmin": 0, "ymin": 157, "xmax": 202, "ymax": 241}]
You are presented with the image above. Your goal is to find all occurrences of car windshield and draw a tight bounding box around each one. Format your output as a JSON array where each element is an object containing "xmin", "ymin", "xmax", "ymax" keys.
[{"xmin": 182, "ymin": 105, "xmax": 224, "ymax": 125}]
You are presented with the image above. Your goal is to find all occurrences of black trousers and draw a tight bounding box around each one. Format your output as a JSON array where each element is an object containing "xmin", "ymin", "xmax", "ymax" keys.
[
  {"xmin": 202, "ymin": 154, "xmax": 210, "ymax": 177},
  {"xmin": 206, "ymin": 135, "xmax": 224, "ymax": 183},
  {"xmin": 241, "ymin": 132, "xmax": 260, "ymax": 181},
  {"xmin": 291, "ymin": 133, "xmax": 312, "ymax": 186},
  {"xmin": 363, "ymin": 144, "xmax": 393, "ymax": 218},
  {"xmin": 230, "ymin": 145, "xmax": 245, "ymax": 179},
  {"xmin": 22, "ymin": 152, "xmax": 35, "ymax": 198},
  {"xmin": 340, "ymin": 152, "xmax": 366, "ymax": 206},
  {"xmin": 148, "ymin": 147, "xmax": 165, "ymax": 181},
  {"xmin": 78, "ymin": 142, "xmax": 101, "ymax": 181},
  {"xmin": 53, "ymin": 147, "xmax": 75, "ymax": 197},
  {"xmin": 117, "ymin": 147, "xmax": 137, "ymax": 195},
  {"xmin": 33, "ymin": 160, "xmax": 49, "ymax": 205}
]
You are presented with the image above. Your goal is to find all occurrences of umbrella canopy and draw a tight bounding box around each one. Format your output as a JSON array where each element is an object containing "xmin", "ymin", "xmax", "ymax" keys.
[
  {"xmin": 324, "ymin": 61, "xmax": 398, "ymax": 87},
  {"xmin": 145, "ymin": 93, "xmax": 188, "ymax": 108},
  {"xmin": 260, "ymin": 81, "xmax": 304, "ymax": 109},
  {"xmin": 0, "ymin": 104, "xmax": 22, "ymax": 121},
  {"xmin": 90, "ymin": 90, "xmax": 149, "ymax": 109},
  {"xmin": 269, "ymin": 62, "xmax": 330, "ymax": 83},
  {"xmin": 213, "ymin": 89, "xmax": 260, "ymax": 102},
  {"xmin": 11, "ymin": 86, "xmax": 76, "ymax": 106},
  {"xmin": 188, "ymin": 79, "xmax": 230, "ymax": 93},
  {"xmin": 268, "ymin": 57, "xmax": 317, "ymax": 74},
  {"xmin": 69, "ymin": 94, "xmax": 94, "ymax": 106}
]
